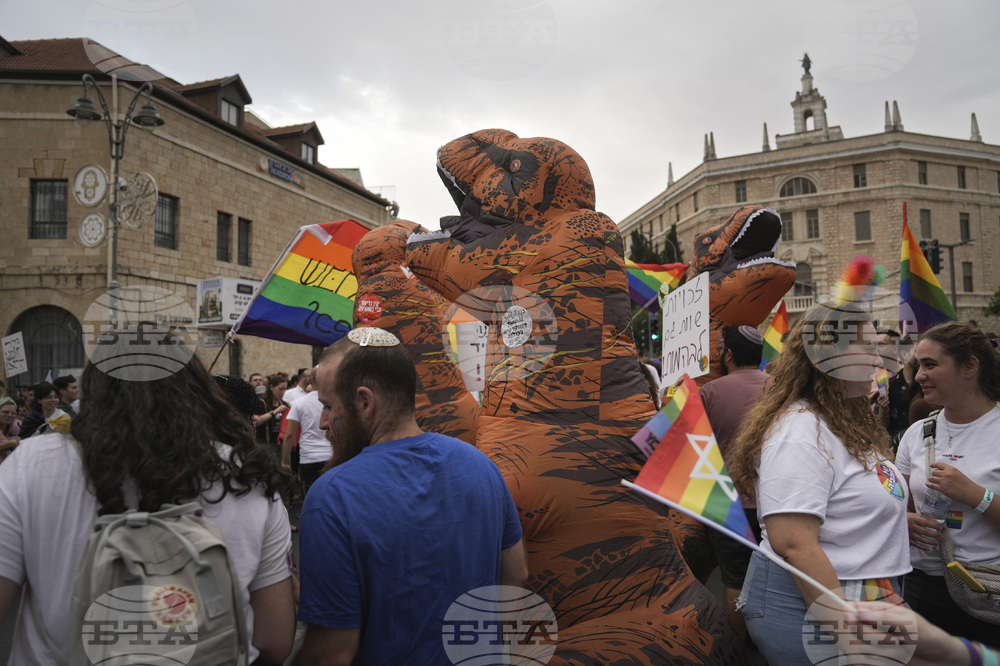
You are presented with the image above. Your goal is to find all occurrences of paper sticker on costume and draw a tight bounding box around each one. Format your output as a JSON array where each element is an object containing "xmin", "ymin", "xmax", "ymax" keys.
[{"xmin": 876, "ymin": 462, "xmax": 905, "ymax": 501}]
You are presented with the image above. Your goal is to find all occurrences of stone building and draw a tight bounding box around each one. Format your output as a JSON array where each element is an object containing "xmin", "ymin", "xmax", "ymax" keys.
[
  {"xmin": 620, "ymin": 59, "xmax": 1000, "ymax": 334},
  {"xmin": 0, "ymin": 35, "xmax": 395, "ymax": 384}
]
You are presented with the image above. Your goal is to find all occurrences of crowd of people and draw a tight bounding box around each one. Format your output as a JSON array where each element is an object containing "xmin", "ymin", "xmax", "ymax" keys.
[{"xmin": 0, "ymin": 309, "xmax": 998, "ymax": 664}]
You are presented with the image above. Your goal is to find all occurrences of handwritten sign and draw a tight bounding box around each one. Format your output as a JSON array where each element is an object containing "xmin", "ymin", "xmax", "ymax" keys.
[
  {"xmin": 451, "ymin": 321, "xmax": 489, "ymax": 392},
  {"xmin": 660, "ymin": 272, "xmax": 709, "ymax": 386},
  {"xmin": 2, "ymin": 332, "xmax": 28, "ymax": 378}
]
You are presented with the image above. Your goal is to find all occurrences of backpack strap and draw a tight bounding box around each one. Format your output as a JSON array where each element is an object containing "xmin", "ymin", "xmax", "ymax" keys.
[{"xmin": 923, "ymin": 410, "xmax": 940, "ymax": 477}]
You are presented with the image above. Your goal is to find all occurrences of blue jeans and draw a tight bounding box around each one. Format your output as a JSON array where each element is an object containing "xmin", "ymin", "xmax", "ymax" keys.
[{"xmin": 739, "ymin": 551, "xmax": 902, "ymax": 666}]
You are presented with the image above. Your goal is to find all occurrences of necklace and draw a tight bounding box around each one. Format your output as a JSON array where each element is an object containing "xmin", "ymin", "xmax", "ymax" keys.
[{"xmin": 944, "ymin": 416, "xmax": 974, "ymax": 448}]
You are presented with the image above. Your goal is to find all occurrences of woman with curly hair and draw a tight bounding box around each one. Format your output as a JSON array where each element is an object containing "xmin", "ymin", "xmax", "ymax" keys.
[
  {"xmin": 0, "ymin": 354, "xmax": 296, "ymax": 664},
  {"xmin": 895, "ymin": 321, "xmax": 1000, "ymax": 647},
  {"xmin": 729, "ymin": 302, "xmax": 911, "ymax": 664},
  {"xmin": 255, "ymin": 374, "xmax": 289, "ymax": 445}
]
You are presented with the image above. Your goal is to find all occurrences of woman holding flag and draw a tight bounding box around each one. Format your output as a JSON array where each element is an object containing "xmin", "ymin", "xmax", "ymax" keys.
[{"xmin": 730, "ymin": 293, "xmax": 911, "ymax": 664}]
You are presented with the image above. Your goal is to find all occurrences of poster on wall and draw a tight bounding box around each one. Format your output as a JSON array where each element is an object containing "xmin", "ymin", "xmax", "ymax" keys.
[
  {"xmin": 197, "ymin": 277, "xmax": 260, "ymax": 328},
  {"xmin": 659, "ymin": 272, "xmax": 710, "ymax": 387},
  {"xmin": 2, "ymin": 332, "xmax": 28, "ymax": 378}
]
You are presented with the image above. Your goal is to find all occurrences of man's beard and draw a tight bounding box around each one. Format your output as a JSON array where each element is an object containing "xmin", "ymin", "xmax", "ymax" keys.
[{"xmin": 321, "ymin": 405, "xmax": 370, "ymax": 473}]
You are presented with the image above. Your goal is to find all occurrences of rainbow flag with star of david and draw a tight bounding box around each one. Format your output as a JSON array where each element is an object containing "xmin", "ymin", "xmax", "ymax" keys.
[
  {"xmin": 759, "ymin": 301, "xmax": 789, "ymax": 371},
  {"xmin": 624, "ymin": 374, "xmax": 756, "ymax": 548},
  {"xmin": 624, "ymin": 259, "xmax": 689, "ymax": 313}
]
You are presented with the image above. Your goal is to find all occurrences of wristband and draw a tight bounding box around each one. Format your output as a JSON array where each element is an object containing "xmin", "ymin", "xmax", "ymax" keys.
[
  {"xmin": 979, "ymin": 641, "xmax": 1000, "ymax": 666},
  {"xmin": 974, "ymin": 488, "xmax": 994, "ymax": 514},
  {"xmin": 962, "ymin": 639, "xmax": 984, "ymax": 666}
]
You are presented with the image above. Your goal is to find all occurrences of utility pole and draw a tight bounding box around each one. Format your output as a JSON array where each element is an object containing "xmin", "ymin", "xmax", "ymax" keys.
[{"xmin": 938, "ymin": 238, "xmax": 975, "ymax": 312}]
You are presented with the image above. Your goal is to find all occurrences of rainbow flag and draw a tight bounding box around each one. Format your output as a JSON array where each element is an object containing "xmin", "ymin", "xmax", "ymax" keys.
[
  {"xmin": 899, "ymin": 204, "xmax": 957, "ymax": 334},
  {"xmin": 230, "ymin": 219, "xmax": 369, "ymax": 346},
  {"xmin": 759, "ymin": 301, "xmax": 789, "ymax": 371},
  {"xmin": 625, "ymin": 259, "xmax": 688, "ymax": 312},
  {"xmin": 875, "ymin": 368, "xmax": 889, "ymax": 397},
  {"xmin": 625, "ymin": 374, "xmax": 756, "ymax": 547}
]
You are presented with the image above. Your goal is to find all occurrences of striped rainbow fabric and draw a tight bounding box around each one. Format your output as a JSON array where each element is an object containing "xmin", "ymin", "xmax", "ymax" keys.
[
  {"xmin": 628, "ymin": 374, "xmax": 755, "ymax": 546},
  {"xmin": 230, "ymin": 219, "xmax": 369, "ymax": 346},
  {"xmin": 624, "ymin": 259, "xmax": 689, "ymax": 312},
  {"xmin": 759, "ymin": 301, "xmax": 789, "ymax": 371},
  {"xmin": 900, "ymin": 206, "xmax": 957, "ymax": 334}
]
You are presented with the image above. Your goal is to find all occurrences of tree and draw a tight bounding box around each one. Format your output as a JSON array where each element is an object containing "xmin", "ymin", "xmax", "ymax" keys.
[{"xmin": 984, "ymin": 284, "xmax": 1000, "ymax": 317}]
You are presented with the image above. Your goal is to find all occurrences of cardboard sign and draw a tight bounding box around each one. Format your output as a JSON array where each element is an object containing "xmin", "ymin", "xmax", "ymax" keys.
[
  {"xmin": 2, "ymin": 332, "xmax": 28, "ymax": 378},
  {"xmin": 660, "ymin": 272, "xmax": 710, "ymax": 386}
]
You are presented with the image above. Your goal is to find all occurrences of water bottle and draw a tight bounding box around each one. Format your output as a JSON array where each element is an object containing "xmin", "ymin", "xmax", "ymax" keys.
[{"xmin": 919, "ymin": 489, "xmax": 951, "ymax": 549}]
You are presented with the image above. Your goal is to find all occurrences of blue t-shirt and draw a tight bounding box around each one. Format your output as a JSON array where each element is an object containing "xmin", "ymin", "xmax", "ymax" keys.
[{"xmin": 298, "ymin": 432, "xmax": 523, "ymax": 665}]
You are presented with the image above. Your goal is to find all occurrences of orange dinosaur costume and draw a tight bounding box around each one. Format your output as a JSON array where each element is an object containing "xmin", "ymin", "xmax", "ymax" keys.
[
  {"xmin": 692, "ymin": 206, "xmax": 797, "ymax": 384},
  {"xmin": 406, "ymin": 129, "xmax": 740, "ymax": 664},
  {"xmin": 351, "ymin": 220, "xmax": 479, "ymax": 444}
]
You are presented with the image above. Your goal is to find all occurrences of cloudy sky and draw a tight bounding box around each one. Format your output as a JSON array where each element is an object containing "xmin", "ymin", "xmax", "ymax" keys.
[{"xmin": 5, "ymin": 0, "xmax": 999, "ymax": 229}]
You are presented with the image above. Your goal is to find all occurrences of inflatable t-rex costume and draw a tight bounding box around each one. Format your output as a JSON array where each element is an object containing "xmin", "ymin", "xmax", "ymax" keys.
[
  {"xmin": 406, "ymin": 129, "xmax": 740, "ymax": 664},
  {"xmin": 692, "ymin": 206, "xmax": 796, "ymax": 384},
  {"xmin": 351, "ymin": 220, "xmax": 480, "ymax": 444}
]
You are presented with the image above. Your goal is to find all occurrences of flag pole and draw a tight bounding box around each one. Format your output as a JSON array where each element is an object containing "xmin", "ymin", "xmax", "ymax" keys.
[
  {"xmin": 621, "ymin": 480, "xmax": 855, "ymax": 614},
  {"xmin": 631, "ymin": 295, "xmax": 659, "ymax": 323},
  {"xmin": 207, "ymin": 331, "xmax": 231, "ymax": 374}
]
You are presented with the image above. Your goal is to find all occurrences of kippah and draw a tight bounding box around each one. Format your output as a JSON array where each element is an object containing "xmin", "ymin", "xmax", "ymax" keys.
[
  {"xmin": 738, "ymin": 325, "xmax": 763, "ymax": 346},
  {"xmin": 347, "ymin": 327, "xmax": 401, "ymax": 347}
]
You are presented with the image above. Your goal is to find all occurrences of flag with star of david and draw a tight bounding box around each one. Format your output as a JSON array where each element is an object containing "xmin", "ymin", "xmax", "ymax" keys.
[{"xmin": 624, "ymin": 374, "xmax": 757, "ymax": 549}]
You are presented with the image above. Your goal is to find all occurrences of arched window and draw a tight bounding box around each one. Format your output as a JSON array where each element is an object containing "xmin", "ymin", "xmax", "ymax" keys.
[
  {"xmin": 8, "ymin": 306, "xmax": 85, "ymax": 384},
  {"xmin": 779, "ymin": 177, "xmax": 818, "ymax": 197},
  {"xmin": 794, "ymin": 263, "xmax": 814, "ymax": 297}
]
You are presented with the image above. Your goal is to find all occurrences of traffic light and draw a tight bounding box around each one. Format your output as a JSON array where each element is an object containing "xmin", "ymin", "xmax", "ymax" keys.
[{"xmin": 919, "ymin": 239, "xmax": 943, "ymax": 274}]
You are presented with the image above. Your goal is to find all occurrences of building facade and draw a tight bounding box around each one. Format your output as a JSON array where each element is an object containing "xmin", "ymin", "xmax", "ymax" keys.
[
  {"xmin": 0, "ymin": 36, "xmax": 395, "ymax": 384},
  {"xmin": 621, "ymin": 64, "xmax": 1000, "ymax": 334}
]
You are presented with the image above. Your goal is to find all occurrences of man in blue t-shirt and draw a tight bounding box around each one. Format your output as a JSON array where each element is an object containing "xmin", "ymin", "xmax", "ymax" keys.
[{"xmin": 294, "ymin": 328, "xmax": 526, "ymax": 666}]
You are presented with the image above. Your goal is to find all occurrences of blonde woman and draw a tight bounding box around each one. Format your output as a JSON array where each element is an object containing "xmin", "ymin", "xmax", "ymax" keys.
[{"xmin": 729, "ymin": 302, "xmax": 910, "ymax": 664}]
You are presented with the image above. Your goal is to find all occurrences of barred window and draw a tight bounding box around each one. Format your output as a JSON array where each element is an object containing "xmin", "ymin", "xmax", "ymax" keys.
[
  {"xmin": 30, "ymin": 180, "xmax": 68, "ymax": 239},
  {"xmin": 217, "ymin": 212, "xmax": 232, "ymax": 262},
  {"xmin": 806, "ymin": 209, "xmax": 819, "ymax": 239},
  {"xmin": 919, "ymin": 209, "xmax": 931, "ymax": 239},
  {"xmin": 734, "ymin": 180, "xmax": 747, "ymax": 203},
  {"xmin": 154, "ymin": 194, "xmax": 178, "ymax": 249},
  {"xmin": 779, "ymin": 177, "xmax": 817, "ymax": 197},
  {"xmin": 238, "ymin": 217, "xmax": 252, "ymax": 266},
  {"xmin": 853, "ymin": 164, "xmax": 867, "ymax": 188}
]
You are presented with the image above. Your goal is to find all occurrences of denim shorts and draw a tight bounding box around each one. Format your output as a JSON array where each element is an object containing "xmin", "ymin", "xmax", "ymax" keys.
[{"xmin": 739, "ymin": 551, "xmax": 902, "ymax": 666}]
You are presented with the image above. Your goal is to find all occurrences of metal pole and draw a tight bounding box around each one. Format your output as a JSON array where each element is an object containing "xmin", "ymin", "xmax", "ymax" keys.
[
  {"xmin": 109, "ymin": 75, "xmax": 120, "ymax": 329},
  {"xmin": 947, "ymin": 245, "xmax": 957, "ymax": 313}
]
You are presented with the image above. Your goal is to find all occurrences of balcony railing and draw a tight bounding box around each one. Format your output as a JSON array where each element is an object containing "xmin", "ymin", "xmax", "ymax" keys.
[{"xmin": 784, "ymin": 295, "xmax": 815, "ymax": 313}]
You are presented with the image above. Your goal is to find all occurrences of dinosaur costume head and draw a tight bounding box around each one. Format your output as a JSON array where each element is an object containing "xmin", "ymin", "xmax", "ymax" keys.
[
  {"xmin": 692, "ymin": 205, "xmax": 796, "ymax": 381},
  {"xmin": 436, "ymin": 128, "xmax": 596, "ymax": 240}
]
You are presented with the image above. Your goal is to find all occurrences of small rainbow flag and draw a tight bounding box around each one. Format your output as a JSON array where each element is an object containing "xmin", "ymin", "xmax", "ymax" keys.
[
  {"xmin": 875, "ymin": 368, "xmax": 889, "ymax": 397},
  {"xmin": 625, "ymin": 259, "xmax": 689, "ymax": 312},
  {"xmin": 899, "ymin": 204, "xmax": 957, "ymax": 334},
  {"xmin": 231, "ymin": 219, "xmax": 369, "ymax": 346},
  {"xmin": 625, "ymin": 374, "xmax": 755, "ymax": 547},
  {"xmin": 759, "ymin": 301, "xmax": 789, "ymax": 371}
]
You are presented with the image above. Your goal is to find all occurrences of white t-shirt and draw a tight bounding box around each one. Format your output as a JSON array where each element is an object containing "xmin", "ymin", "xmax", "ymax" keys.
[
  {"xmin": 286, "ymin": 391, "xmax": 331, "ymax": 465},
  {"xmin": 0, "ymin": 432, "xmax": 293, "ymax": 665},
  {"xmin": 756, "ymin": 402, "xmax": 911, "ymax": 580},
  {"xmin": 283, "ymin": 385, "xmax": 306, "ymax": 405},
  {"xmin": 895, "ymin": 404, "xmax": 1000, "ymax": 574}
]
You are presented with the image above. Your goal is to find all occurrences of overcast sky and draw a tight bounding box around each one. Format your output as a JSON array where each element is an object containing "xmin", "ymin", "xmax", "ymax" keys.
[{"xmin": 5, "ymin": 0, "xmax": 999, "ymax": 229}]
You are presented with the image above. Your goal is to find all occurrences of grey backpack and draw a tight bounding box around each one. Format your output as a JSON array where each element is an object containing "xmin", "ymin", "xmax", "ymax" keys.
[{"xmin": 33, "ymin": 502, "xmax": 249, "ymax": 665}]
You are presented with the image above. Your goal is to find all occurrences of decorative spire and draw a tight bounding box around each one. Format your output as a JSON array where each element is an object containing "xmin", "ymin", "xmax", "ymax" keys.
[
  {"xmin": 971, "ymin": 113, "xmax": 982, "ymax": 142},
  {"xmin": 892, "ymin": 101, "xmax": 903, "ymax": 131},
  {"xmin": 667, "ymin": 162, "xmax": 674, "ymax": 187},
  {"xmin": 762, "ymin": 122, "xmax": 771, "ymax": 152},
  {"xmin": 703, "ymin": 134, "xmax": 710, "ymax": 162},
  {"xmin": 884, "ymin": 101, "xmax": 893, "ymax": 132},
  {"xmin": 709, "ymin": 132, "xmax": 717, "ymax": 160}
]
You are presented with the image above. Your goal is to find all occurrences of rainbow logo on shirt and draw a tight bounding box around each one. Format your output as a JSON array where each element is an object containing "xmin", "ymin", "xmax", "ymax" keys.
[
  {"xmin": 945, "ymin": 510, "xmax": 963, "ymax": 530},
  {"xmin": 876, "ymin": 462, "xmax": 906, "ymax": 501}
]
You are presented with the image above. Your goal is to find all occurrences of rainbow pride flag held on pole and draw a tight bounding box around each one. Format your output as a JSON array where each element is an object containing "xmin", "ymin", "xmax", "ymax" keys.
[
  {"xmin": 624, "ymin": 259, "xmax": 689, "ymax": 312},
  {"xmin": 759, "ymin": 301, "xmax": 789, "ymax": 371},
  {"xmin": 624, "ymin": 374, "xmax": 756, "ymax": 548},
  {"xmin": 899, "ymin": 204, "xmax": 957, "ymax": 334},
  {"xmin": 230, "ymin": 219, "xmax": 369, "ymax": 347}
]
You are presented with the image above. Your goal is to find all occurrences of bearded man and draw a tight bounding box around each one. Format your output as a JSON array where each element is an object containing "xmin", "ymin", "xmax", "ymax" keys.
[{"xmin": 293, "ymin": 328, "xmax": 526, "ymax": 666}]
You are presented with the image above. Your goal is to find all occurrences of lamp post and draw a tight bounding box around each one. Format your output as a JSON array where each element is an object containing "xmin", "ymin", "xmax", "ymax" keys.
[{"xmin": 67, "ymin": 74, "xmax": 164, "ymax": 328}]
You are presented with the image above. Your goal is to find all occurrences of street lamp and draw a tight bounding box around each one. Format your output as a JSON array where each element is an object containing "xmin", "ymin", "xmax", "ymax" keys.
[{"xmin": 67, "ymin": 74, "xmax": 165, "ymax": 327}]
